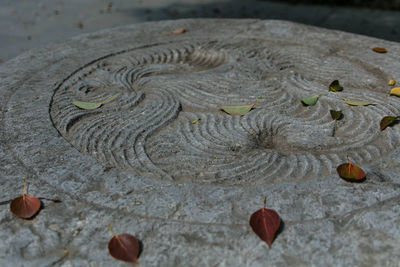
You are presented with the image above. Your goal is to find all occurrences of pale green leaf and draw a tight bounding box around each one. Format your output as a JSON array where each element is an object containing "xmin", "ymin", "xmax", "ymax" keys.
[
  {"xmin": 220, "ymin": 97, "xmax": 261, "ymax": 116},
  {"xmin": 72, "ymin": 94, "xmax": 118, "ymax": 110},
  {"xmin": 72, "ymin": 101, "xmax": 102, "ymax": 110},
  {"xmin": 344, "ymin": 99, "xmax": 374, "ymax": 106},
  {"xmin": 301, "ymin": 96, "xmax": 318, "ymax": 106}
]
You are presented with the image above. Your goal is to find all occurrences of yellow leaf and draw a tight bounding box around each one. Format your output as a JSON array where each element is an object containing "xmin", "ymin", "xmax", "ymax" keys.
[
  {"xmin": 390, "ymin": 87, "xmax": 400, "ymax": 97},
  {"xmin": 388, "ymin": 78, "xmax": 396, "ymax": 86}
]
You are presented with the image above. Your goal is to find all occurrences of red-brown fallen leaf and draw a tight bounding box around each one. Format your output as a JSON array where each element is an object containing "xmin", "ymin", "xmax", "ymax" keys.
[
  {"xmin": 10, "ymin": 182, "xmax": 41, "ymax": 219},
  {"xmin": 372, "ymin": 47, "xmax": 387, "ymax": 53},
  {"xmin": 249, "ymin": 197, "xmax": 281, "ymax": 248},
  {"xmin": 10, "ymin": 195, "xmax": 41, "ymax": 218},
  {"xmin": 337, "ymin": 157, "xmax": 366, "ymax": 182},
  {"xmin": 108, "ymin": 226, "xmax": 140, "ymax": 264},
  {"xmin": 172, "ymin": 27, "xmax": 186, "ymax": 34}
]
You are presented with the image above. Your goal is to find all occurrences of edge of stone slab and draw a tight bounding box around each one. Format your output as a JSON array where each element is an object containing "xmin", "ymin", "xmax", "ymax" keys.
[{"xmin": 1, "ymin": 18, "xmax": 400, "ymax": 77}]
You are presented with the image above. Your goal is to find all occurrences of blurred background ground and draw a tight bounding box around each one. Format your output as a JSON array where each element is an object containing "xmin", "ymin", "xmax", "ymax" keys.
[{"xmin": 1, "ymin": 0, "xmax": 400, "ymax": 63}]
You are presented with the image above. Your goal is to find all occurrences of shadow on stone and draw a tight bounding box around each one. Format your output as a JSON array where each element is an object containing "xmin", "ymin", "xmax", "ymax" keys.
[
  {"xmin": 275, "ymin": 219, "xmax": 285, "ymax": 243},
  {"xmin": 121, "ymin": 0, "xmax": 400, "ymax": 42}
]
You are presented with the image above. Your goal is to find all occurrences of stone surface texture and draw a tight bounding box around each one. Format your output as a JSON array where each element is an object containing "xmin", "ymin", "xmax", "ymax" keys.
[
  {"xmin": 1, "ymin": 19, "xmax": 400, "ymax": 266},
  {"xmin": 2, "ymin": 0, "xmax": 400, "ymax": 62}
]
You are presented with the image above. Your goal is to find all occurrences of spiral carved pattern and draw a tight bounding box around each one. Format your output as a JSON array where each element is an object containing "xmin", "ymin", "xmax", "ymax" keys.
[{"xmin": 50, "ymin": 40, "xmax": 400, "ymax": 185}]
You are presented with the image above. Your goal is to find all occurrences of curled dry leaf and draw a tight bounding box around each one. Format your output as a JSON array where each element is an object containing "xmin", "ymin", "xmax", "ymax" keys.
[
  {"xmin": 372, "ymin": 47, "xmax": 387, "ymax": 53},
  {"xmin": 172, "ymin": 27, "xmax": 186, "ymax": 34},
  {"xmin": 330, "ymin": 110, "xmax": 342, "ymax": 121},
  {"xmin": 108, "ymin": 226, "xmax": 140, "ymax": 264},
  {"xmin": 388, "ymin": 78, "xmax": 396, "ymax": 86},
  {"xmin": 249, "ymin": 197, "xmax": 281, "ymax": 248},
  {"xmin": 329, "ymin": 80, "xmax": 343, "ymax": 92},
  {"xmin": 10, "ymin": 182, "xmax": 41, "ymax": 219},
  {"xmin": 72, "ymin": 94, "xmax": 118, "ymax": 110},
  {"xmin": 330, "ymin": 110, "xmax": 343, "ymax": 134},
  {"xmin": 380, "ymin": 116, "xmax": 400, "ymax": 131},
  {"xmin": 220, "ymin": 97, "xmax": 261, "ymax": 116},
  {"xmin": 337, "ymin": 157, "xmax": 366, "ymax": 182},
  {"xmin": 390, "ymin": 87, "xmax": 400, "ymax": 97}
]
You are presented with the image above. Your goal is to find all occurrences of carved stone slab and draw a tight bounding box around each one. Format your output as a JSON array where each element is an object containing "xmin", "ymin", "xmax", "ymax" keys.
[{"xmin": 1, "ymin": 19, "xmax": 400, "ymax": 266}]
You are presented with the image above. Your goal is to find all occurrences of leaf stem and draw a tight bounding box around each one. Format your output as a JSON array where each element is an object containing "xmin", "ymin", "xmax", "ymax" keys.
[
  {"xmin": 347, "ymin": 156, "xmax": 352, "ymax": 174},
  {"xmin": 108, "ymin": 224, "xmax": 115, "ymax": 236},
  {"xmin": 313, "ymin": 89, "xmax": 327, "ymax": 98},
  {"xmin": 263, "ymin": 196, "xmax": 266, "ymax": 210},
  {"xmin": 23, "ymin": 180, "xmax": 27, "ymax": 200},
  {"xmin": 335, "ymin": 91, "xmax": 347, "ymax": 102},
  {"xmin": 100, "ymin": 94, "xmax": 119, "ymax": 104},
  {"xmin": 251, "ymin": 97, "xmax": 262, "ymax": 107}
]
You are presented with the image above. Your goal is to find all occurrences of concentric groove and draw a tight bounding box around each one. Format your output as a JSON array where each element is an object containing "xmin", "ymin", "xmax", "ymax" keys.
[{"xmin": 50, "ymin": 39, "xmax": 400, "ymax": 185}]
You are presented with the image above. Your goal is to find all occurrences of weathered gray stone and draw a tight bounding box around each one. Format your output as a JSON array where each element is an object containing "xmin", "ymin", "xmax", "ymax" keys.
[{"xmin": 1, "ymin": 19, "xmax": 400, "ymax": 266}]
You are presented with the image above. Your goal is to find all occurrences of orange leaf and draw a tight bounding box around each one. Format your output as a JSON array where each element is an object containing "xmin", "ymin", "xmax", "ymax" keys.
[
  {"xmin": 172, "ymin": 27, "xmax": 186, "ymax": 35},
  {"xmin": 108, "ymin": 231, "xmax": 140, "ymax": 264},
  {"xmin": 337, "ymin": 158, "xmax": 366, "ymax": 182},
  {"xmin": 10, "ymin": 194, "xmax": 41, "ymax": 219},
  {"xmin": 249, "ymin": 197, "xmax": 281, "ymax": 248},
  {"xmin": 372, "ymin": 47, "xmax": 387, "ymax": 53}
]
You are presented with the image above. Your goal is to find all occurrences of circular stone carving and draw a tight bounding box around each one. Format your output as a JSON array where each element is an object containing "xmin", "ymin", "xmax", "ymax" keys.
[
  {"xmin": 50, "ymin": 39, "xmax": 399, "ymax": 185},
  {"xmin": 2, "ymin": 19, "xmax": 400, "ymax": 265}
]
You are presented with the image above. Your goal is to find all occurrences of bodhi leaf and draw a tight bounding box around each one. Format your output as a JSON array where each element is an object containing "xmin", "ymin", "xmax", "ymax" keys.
[
  {"xmin": 337, "ymin": 157, "xmax": 366, "ymax": 182},
  {"xmin": 10, "ymin": 181, "xmax": 41, "ymax": 219},
  {"xmin": 329, "ymin": 80, "xmax": 343, "ymax": 92},
  {"xmin": 108, "ymin": 225, "xmax": 140, "ymax": 264},
  {"xmin": 72, "ymin": 94, "xmax": 118, "ymax": 110},
  {"xmin": 344, "ymin": 98, "xmax": 373, "ymax": 106},
  {"xmin": 220, "ymin": 97, "xmax": 261, "ymax": 116},
  {"xmin": 301, "ymin": 96, "xmax": 318, "ymax": 106},
  {"xmin": 330, "ymin": 110, "xmax": 342, "ymax": 121},
  {"xmin": 249, "ymin": 197, "xmax": 281, "ymax": 248},
  {"xmin": 390, "ymin": 87, "xmax": 400, "ymax": 97},
  {"xmin": 380, "ymin": 116, "xmax": 400, "ymax": 131}
]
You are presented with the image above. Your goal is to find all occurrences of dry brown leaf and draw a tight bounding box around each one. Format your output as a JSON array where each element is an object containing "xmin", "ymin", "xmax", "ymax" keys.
[
  {"xmin": 372, "ymin": 47, "xmax": 387, "ymax": 53},
  {"xmin": 172, "ymin": 27, "xmax": 186, "ymax": 34}
]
